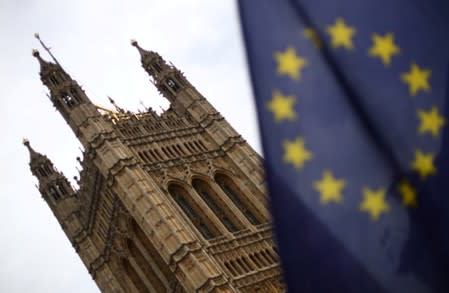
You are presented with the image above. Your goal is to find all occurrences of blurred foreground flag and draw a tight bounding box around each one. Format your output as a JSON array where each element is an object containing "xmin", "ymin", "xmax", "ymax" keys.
[{"xmin": 238, "ymin": 0, "xmax": 449, "ymax": 292}]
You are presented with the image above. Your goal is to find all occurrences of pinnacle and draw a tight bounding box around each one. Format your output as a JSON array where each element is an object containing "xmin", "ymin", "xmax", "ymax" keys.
[
  {"xmin": 130, "ymin": 39, "xmax": 158, "ymax": 62},
  {"xmin": 22, "ymin": 138, "xmax": 43, "ymax": 161},
  {"xmin": 32, "ymin": 49, "xmax": 40, "ymax": 57},
  {"xmin": 31, "ymin": 47, "xmax": 54, "ymax": 72}
]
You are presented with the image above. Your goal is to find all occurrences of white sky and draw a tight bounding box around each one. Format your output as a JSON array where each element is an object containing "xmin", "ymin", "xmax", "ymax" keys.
[{"xmin": 0, "ymin": 1, "xmax": 261, "ymax": 292}]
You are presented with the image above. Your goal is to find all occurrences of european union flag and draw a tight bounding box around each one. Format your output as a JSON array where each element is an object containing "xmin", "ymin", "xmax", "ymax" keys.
[{"xmin": 238, "ymin": 0, "xmax": 449, "ymax": 292}]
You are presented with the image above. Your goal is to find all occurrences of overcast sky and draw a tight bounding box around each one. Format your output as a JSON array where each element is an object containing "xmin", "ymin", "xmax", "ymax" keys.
[{"xmin": 0, "ymin": 1, "xmax": 260, "ymax": 292}]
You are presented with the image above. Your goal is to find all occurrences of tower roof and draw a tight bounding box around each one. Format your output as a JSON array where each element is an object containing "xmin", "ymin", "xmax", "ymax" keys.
[
  {"xmin": 23, "ymin": 138, "xmax": 59, "ymax": 180},
  {"xmin": 23, "ymin": 138, "xmax": 44, "ymax": 162},
  {"xmin": 32, "ymin": 49, "xmax": 59, "ymax": 73},
  {"xmin": 130, "ymin": 39, "xmax": 162, "ymax": 62},
  {"xmin": 32, "ymin": 33, "xmax": 69, "ymax": 82}
]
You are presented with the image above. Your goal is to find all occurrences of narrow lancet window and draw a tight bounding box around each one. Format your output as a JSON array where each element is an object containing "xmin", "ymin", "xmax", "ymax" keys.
[
  {"xmin": 48, "ymin": 186, "xmax": 60, "ymax": 201},
  {"xmin": 70, "ymin": 88, "xmax": 81, "ymax": 102},
  {"xmin": 167, "ymin": 78, "xmax": 180, "ymax": 92},
  {"xmin": 49, "ymin": 74, "xmax": 59, "ymax": 86},
  {"xmin": 168, "ymin": 184, "xmax": 219, "ymax": 239},
  {"xmin": 152, "ymin": 62, "xmax": 162, "ymax": 73},
  {"xmin": 192, "ymin": 179, "xmax": 242, "ymax": 233},
  {"xmin": 61, "ymin": 92, "xmax": 76, "ymax": 108},
  {"xmin": 215, "ymin": 174, "xmax": 263, "ymax": 225}
]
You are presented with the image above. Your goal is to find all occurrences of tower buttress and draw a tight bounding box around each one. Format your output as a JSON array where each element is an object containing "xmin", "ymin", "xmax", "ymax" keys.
[
  {"xmin": 24, "ymin": 138, "xmax": 76, "ymax": 214},
  {"xmin": 23, "ymin": 139, "xmax": 125, "ymax": 292}
]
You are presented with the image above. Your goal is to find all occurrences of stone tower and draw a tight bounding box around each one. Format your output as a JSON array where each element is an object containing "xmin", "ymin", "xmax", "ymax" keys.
[{"xmin": 25, "ymin": 39, "xmax": 285, "ymax": 292}]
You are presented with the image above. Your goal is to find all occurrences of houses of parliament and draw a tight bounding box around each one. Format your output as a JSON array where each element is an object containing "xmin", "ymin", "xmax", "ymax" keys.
[{"xmin": 24, "ymin": 36, "xmax": 285, "ymax": 292}]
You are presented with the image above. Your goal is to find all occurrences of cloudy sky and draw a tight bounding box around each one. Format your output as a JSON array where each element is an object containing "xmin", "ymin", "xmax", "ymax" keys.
[{"xmin": 0, "ymin": 1, "xmax": 260, "ymax": 292}]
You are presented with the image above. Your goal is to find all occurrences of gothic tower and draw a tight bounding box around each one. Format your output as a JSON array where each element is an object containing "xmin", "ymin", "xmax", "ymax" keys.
[{"xmin": 25, "ymin": 38, "xmax": 285, "ymax": 292}]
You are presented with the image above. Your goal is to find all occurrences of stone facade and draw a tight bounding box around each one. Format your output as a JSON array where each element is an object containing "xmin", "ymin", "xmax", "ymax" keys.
[{"xmin": 24, "ymin": 40, "xmax": 285, "ymax": 292}]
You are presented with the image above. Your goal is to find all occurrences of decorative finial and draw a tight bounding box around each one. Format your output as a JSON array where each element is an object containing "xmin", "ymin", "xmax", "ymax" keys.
[
  {"xmin": 108, "ymin": 96, "xmax": 125, "ymax": 113},
  {"xmin": 32, "ymin": 49, "xmax": 40, "ymax": 57},
  {"xmin": 22, "ymin": 137, "xmax": 40, "ymax": 160},
  {"xmin": 130, "ymin": 39, "xmax": 138, "ymax": 46}
]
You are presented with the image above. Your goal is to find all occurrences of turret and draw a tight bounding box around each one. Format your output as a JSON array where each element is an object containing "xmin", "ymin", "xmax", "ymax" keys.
[
  {"xmin": 32, "ymin": 34, "xmax": 99, "ymax": 137},
  {"xmin": 131, "ymin": 40, "xmax": 189, "ymax": 91},
  {"xmin": 132, "ymin": 40, "xmax": 243, "ymax": 145},
  {"xmin": 131, "ymin": 39, "xmax": 249, "ymax": 145},
  {"xmin": 24, "ymin": 138, "xmax": 76, "ymax": 211}
]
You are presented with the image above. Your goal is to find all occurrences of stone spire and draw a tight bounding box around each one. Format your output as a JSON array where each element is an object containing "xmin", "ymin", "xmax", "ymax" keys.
[
  {"xmin": 130, "ymin": 39, "xmax": 162, "ymax": 63},
  {"xmin": 23, "ymin": 138, "xmax": 43, "ymax": 162}
]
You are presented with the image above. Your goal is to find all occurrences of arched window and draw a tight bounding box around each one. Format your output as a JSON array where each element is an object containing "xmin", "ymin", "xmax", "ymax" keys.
[
  {"xmin": 154, "ymin": 149, "xmax": 164, "ymax": 160},
  {"xmin": 43, "ymin": 164, "xmax": 53, "ymax": 175},
  {"xmin": 194, "ymin": 141, "xmax": 203, "ymax": 152},
  {"xmin": 152, "ymin": 62, "xmax": 162, "ymax": 73},
  {"xmin": 192, "ymin": 179, "xmax": 242, "ymax": 233},
  {"xmin": 215, "ymin": 174, "xmax": 264, "ymax": 225},
  {"xmin": 166, "ymin": 78, "xmax": 180, "ymax": 92},
  {"xmin": 55, "ymin": 183, "xmax": 67, "ymax": 196},
  {"xmin": 61, "ymin": 92, "xmax": 76, "ymax": 108},
  {"xmin": 184, "ymin": 142, "xmax": 194, "ymax": 154},
  {"xmin": 198, "ymin": 140, "xmax": 207, "ymax": 151},
  {"xmin": 188, "ymin": 142, "xmax": 198, "ymax": 153},
  {"xmin": 175, "ymin": 144, "xmax": 186, "ymax": 156},
  {"xmin": 48, "ymin": 186, "xmax": 60, "ymax": 201},
  {"xmin": 69, "ymin": 88, "xmax": 81, "ymax": 102},
  {"xmin": 49, "ymin": 74, "xmax": 59, "ymax": 86},
  {"xmin": 38, "ymin": 166, "xmax": 47, "ymax": 177},
  {"xmin": 161, "ymin": 147, "xmax": 170, "ymax": 158},
  {"xmin": 174, "ymin": 73, "xmax": 186, "ymax": 86},
  {"xmin": 168, "ymin": 184, "xmax": 219, "ymax": 239}
]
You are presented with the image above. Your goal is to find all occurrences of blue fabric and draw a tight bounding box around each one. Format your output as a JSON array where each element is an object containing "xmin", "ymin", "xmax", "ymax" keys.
[{"xmin": 238, "ymin": 0, "xmax": 449, "ymax": 292}]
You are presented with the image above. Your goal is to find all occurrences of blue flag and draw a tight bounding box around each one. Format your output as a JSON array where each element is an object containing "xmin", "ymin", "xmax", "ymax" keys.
[{"xmin": 238, "ymin": 0, "xmax": 449, "ymax": 292}]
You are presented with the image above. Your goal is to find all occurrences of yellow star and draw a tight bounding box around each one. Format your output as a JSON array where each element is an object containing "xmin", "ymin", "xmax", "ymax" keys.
[
  {"xmin": 397, "ymin": 180, "xmax": 417, "ymax": 207},
  {"xmin": 326, "ymin": 18, "xmax": 356, "ymax": 50},
  {"xmin": 267, "ymin": 90, "xmax": 297, "ymax": 122},
  {"xmin": 418, "ymin": 106, "xmax": 446, "ymax": 137},
  {"xmin": 283, "ymin": 137, "xmax": 313, "ymax": 169},
  {"xmin": 360, "ymin": 187, "xmax": 390, "ymax": 221},
  {"xmin": 313, "ymin": 170, "xmax": 346, "ymax": 204},
  {"xmin": 411, "ymin": 149, "xmax": 437, "ymax": 179},
  {"xmin": 368, "ymin": 33, "xmax": 400, "ymax": 66},
  {"xmin": 274, "ymin": 47, "xmax": 307, "ymax": 80},
  {"xmin": 401, "ymin": 63, "xmax": 431, "ymax": 96},
  {"xmin": 303, "ymin": 27, "xmax": 322, "ymax": 49}
]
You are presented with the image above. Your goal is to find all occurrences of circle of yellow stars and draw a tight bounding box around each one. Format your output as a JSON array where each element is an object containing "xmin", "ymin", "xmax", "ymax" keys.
[{"xmin": 269, "ymin": 16, "xmax": 444, "ymax": 221}]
